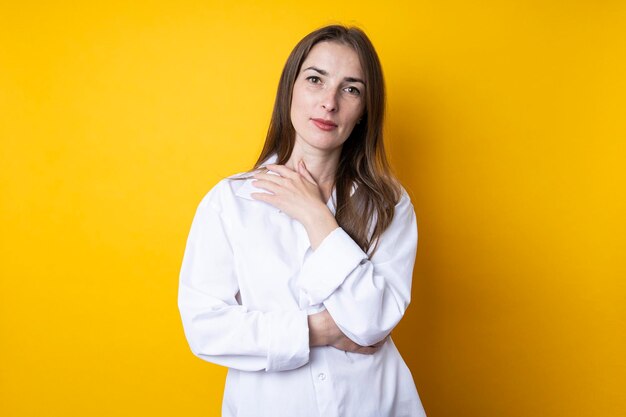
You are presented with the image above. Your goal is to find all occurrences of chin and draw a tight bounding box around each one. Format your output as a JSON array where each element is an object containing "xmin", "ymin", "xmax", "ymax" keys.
[{"xmin": 304, "ymin": 137, "xmax": 346, "ymax": 152}]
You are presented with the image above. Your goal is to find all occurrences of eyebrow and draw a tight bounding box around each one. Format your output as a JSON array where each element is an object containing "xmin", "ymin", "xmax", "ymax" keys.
[{"xmin": 302, "ymin": 66, "xmax": 366, "ymax": 85}]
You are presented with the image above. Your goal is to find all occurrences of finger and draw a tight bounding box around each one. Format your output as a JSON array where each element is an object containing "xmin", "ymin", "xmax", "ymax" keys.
[
  {"xmin": 250, "ymin": 192, "xmax": 277, "ymax": 202},
  {"xmin": 355, "ymin": 346, "xmax": 378, "ymax": 355},
  {"xmin": 264, "ymin": 164, "xmax": 298, "ymax": 179},
  {"xmin": 371, "ymin": 338, "xmax": 387, "ymax": 348},
  {"xmin": 253, "ymin": 172, "xmax": 287, "ymax": 186},
  {"xmin": 297, "ymin": 160, "xmax": 317, "ymax": 185},
  {"xmin": 336, "ymin": 339, "xmax": 378, "ymax": 355},
  {"xmin": 251, "ymin": 179, "xmax": 280, "ymax": 194}
]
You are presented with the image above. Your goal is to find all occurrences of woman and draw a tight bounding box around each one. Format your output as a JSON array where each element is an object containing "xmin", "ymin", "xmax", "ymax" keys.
[{"xmin": 178, "ymin": 25, "xmax": 427, "ymax": 417}]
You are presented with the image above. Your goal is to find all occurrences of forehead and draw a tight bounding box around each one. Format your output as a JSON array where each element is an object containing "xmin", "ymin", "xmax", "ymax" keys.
[{"xmin": 301, "ymin": 41, "xmax": 363, "ymax": 77}]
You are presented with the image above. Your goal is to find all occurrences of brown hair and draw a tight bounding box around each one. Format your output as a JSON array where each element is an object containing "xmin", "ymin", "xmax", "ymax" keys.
[{"xmin": 254, "ymin": 25, "xmax": 400, "ymax": 254}]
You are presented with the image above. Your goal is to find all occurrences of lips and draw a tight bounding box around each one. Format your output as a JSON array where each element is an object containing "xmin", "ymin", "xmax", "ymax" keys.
[{"xmin": 311, "ymin": 118, "xmax": 338, "ymax": 131}]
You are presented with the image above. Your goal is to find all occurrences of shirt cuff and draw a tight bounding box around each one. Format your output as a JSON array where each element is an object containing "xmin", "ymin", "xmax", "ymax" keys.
[
  {"xmin": 298, "ymin": 227, "xmax": 368, "ymax": 306},
  {"xmin": 265, "ymin": 309, "xmax": 309, "ymax": 372}
]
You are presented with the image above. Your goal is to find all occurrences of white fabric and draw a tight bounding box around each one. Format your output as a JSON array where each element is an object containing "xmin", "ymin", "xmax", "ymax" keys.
[{"xmin": 178, "ymin": 163, "xmax": 427, "ymax": 417}]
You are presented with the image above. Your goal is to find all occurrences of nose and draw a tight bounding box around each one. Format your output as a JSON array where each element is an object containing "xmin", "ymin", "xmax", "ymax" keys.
[{"xmin": 321, "ymin": 89, "xmax": 338, "ymax": 112}]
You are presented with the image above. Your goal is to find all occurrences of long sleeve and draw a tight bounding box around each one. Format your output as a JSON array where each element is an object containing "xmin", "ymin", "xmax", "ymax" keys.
[
  {"xmin": 178, "ymin": 188, "xmax": 310, "ymax": 372},
  {"xmin": 297, "ymin": 192, "xmax": 418, "ymax": 347}
]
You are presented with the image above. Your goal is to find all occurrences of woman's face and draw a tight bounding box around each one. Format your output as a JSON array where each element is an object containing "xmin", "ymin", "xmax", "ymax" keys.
[{"xmin": 290, "ymin": 41, "xmax": 365, "ymax": 154}]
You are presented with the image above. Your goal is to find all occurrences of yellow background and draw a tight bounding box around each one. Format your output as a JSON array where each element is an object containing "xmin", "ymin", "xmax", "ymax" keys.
[{"xmin": 1, "ymin": 1, "xmax": 624, "ymax": 416}]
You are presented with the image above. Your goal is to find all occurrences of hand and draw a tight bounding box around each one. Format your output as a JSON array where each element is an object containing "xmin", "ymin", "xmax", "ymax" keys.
[
  {"xmin": 251, "ymin": 161, "xmax": 339, "ymax": 249},
  {"xmin": 308, "ymin": 310, "xmax": 386, "ymax": 355},
  {"xmin": 251, "ymin": 161, "xmax": 325, "ymax": 223}
]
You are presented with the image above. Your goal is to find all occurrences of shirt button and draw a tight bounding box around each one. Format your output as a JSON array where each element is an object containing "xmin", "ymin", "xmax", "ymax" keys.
[{"xmin": 318, "ymin": 373, "xmax": 326, "ymax": 381}]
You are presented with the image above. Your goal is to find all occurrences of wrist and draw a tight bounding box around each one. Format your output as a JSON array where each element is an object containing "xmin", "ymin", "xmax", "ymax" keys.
[
  {"xmin": 307, "ymin": 311, "xmax": 331, "ymax": 347},
  {"xmin": 303, "ymin": 207, "xmax": 339, "ymax": 250},
  {"xmin": 301, "ymin": 201, "xmax": 333, "ymax": 227}
]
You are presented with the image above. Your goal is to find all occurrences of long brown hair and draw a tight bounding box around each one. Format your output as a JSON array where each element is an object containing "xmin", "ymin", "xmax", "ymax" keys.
[{"xmin": 254, "ymin": 25, "xmax": 400, "ymax": 254}]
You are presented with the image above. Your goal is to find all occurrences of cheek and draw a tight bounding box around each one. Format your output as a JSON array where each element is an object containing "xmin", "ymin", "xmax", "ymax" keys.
[
  {"xmin": 290, "ymin": 102, "xmax": 303, "ymax": 127},
  {"xmin": 290, "ymin": 87, "xmax": 307, "ymax": 120},
  {"xmin": 345, "ymin": 101, "xmax": 364, "ymax": 125}
]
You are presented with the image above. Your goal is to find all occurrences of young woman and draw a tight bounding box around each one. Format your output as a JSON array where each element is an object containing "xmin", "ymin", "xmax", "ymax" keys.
[{"xmin": 178, "ymin": 25, "xmax": 427, "ymax": 417}]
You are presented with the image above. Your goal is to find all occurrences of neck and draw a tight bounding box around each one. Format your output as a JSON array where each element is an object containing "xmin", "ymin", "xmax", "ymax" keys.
[{"xmin": 285, "ymin": 145, "xmax": 342, "ymax": 199}]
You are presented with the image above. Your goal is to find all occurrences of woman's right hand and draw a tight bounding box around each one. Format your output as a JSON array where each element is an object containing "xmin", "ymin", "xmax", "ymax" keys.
[{"xmin": 308, "ymin": 310, "xmax": 386, "ymax": 355}]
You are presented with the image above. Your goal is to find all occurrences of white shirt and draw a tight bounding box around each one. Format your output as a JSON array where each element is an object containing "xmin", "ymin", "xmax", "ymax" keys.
[{"xmin": 178, "ymin": 161, "xmax": 427, "ymax": 417}]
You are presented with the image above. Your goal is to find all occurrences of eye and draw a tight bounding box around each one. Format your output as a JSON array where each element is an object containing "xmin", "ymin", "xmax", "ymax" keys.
[
  {"xmin": 344, "ymin": 86, "xmax": 361, "ymax": 96},
  {"xmin": 306, "ymin": 76, "xmax": 322, "ymax": 84}
]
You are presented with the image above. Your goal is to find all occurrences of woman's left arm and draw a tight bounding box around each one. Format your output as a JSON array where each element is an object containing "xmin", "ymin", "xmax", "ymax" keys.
[
  {"xmin": 251, "ymin": 163, "xmax": 417, "ymax": 348},
  {"xmin": 297, "ymin": 193, "xmax": 417, "ymax": 347}
]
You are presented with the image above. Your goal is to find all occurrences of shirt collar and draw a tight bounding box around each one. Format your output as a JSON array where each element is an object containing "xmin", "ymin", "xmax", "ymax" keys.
[{"xmin": 233, "ymin": 154, "xmax": 277, "ymax": 202}]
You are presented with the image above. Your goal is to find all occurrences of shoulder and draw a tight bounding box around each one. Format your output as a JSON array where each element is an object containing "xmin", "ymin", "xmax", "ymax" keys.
[
  {"xmin": 394, "ymin": 184, "xmax": 415, "ymax": 215},
  {"xmin": 385, "ymin": 184, "xmax": 417, "ymax": 237},
  {"xmin": 396, "ymin": 185, "xmax": 413, "ymax": 206},
  {"xmin": 197, "ymin": 171, "xmax": 256, "ymax": 213},
  {"xmin": 201, "ymin": 153, "xmax": 277, "ymax": 207}
]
